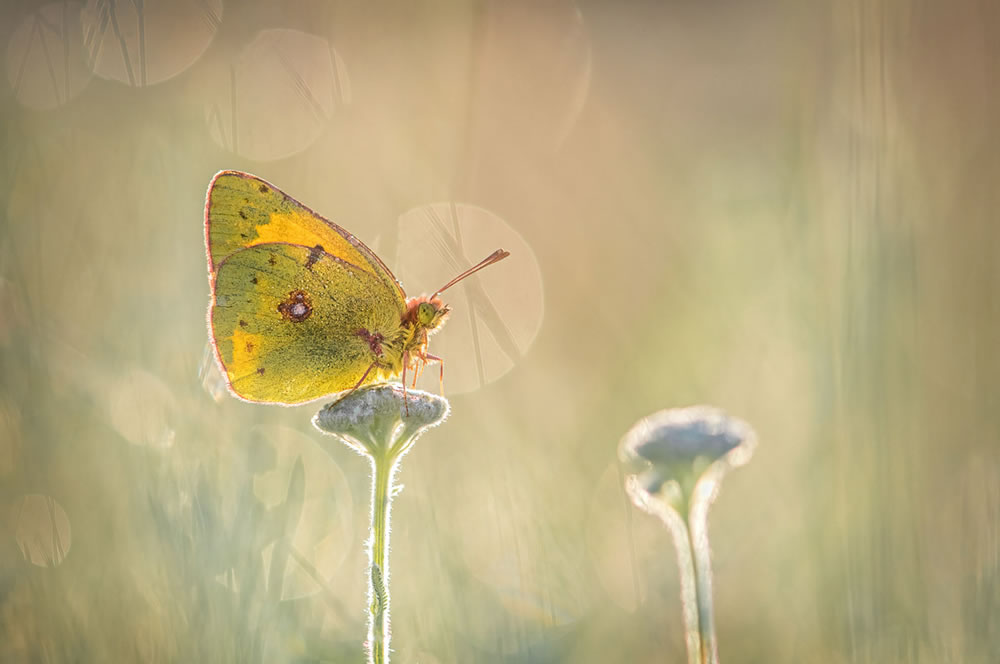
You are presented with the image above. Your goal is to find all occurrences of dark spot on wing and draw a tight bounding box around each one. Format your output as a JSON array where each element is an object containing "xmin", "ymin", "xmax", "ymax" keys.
[
  {"xmin": 239, "ymin": 209, "xmax": 248, "ymax": 220},
  {"xmin": 257, "ymin": 367, "xmax": 266, "ymax": 375},
  {"xmin": 245, "ymin": 340, "xmax": 255, "ymax": 353},
  {"xmin": 278, "ymin": 290, "xmax": 313, "ymax": 322},
  {"xmin": 258, "ymin": 184, "xmax": 268, "ymax": 193},
  {"xmin": 239, "ymin": 319, "xmax": 248, "ymax": 328},
  {"xmin": 268, "ymin": 255, "xmax": 277, "ymax": 266},
  {"xmin": 250, "ymin": 276, "xmax": 257, "ymax": 284},
  {"xmin": 305, "ymin": 244, "xmax": 324, "ymax": 270}
]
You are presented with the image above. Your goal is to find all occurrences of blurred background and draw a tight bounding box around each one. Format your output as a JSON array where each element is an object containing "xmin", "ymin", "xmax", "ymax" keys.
[{"xmin": 1, "ymin": 0, "xmax": 998, "ymax": 662}]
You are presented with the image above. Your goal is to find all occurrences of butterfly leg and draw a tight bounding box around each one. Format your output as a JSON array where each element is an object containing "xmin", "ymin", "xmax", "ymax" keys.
[
  {"xmin": 423, "ymin": 353, "xmax": 445, "ymax": 394},
  {"xmin": 328, "ymin": 361, "xmax": 378, "ymax": 407},
  {"xmin": 352, "ymin": 361, "xmax": 377, "ymax": 392},
  {"xmin": 413, "ymin": 334, "xmax": 430, "ymax": 388},
  {"xmin": 401, "ymin": 351, "xmax": 410, "ymax": 416}
]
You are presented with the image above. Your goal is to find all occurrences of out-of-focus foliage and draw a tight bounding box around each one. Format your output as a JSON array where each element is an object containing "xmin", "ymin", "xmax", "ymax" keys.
[{"xmin": 1, "ymin": 0, "xmax": 997, "ymax": 662}]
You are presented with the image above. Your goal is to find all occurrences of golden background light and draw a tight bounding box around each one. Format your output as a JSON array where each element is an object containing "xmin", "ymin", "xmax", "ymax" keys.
[{"xmin": 1, "ymin": 1, "xmax": 997, "ymax": 662}]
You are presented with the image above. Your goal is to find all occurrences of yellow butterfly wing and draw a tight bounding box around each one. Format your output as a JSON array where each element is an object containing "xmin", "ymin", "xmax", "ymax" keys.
[
  {"xmin": 205, "ymin": 170, "xmax": 404, "ymax": 300},
  {"xmin": 210, "ymin": 242, "xmax": 406, "ymax": 404}
]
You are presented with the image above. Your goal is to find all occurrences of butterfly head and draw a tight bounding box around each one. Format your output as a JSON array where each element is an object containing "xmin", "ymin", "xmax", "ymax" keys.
[
  {"xmin": 405, "ymin": 249, "xmax": 510, "ymax": 337},
  {"xmin": 410, "ymin": 296, "xmax": 450, "ymax": 333}
]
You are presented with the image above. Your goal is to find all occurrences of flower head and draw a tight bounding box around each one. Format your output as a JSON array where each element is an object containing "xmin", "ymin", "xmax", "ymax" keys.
[
  {"xmin": 312, "ymin": 384, "xmax": 450, "ymax": 460},
  {"xmin": 619, "ymin": 405, "xmax": 756, "ymax": 512}
]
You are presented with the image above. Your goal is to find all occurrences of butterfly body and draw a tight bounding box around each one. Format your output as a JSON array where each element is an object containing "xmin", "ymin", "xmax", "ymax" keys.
[{"xmin": 205, "ymin": 171, "xmax": 504, "ymax": 405}]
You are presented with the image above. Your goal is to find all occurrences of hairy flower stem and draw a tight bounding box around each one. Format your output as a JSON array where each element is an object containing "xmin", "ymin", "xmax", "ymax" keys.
[
  {"xmin": 663, "ymin": 500, "xmax": 703, "ymax": 664},
  {"xmin": 688, "ymin": 493, "xmax": 718, "ymax": 664},
  {"xmin": 368, "ymin": 451, "xmax": 396, "ymax": 664},
  {"xmin": 619, "ymin": 407, "xmax": 757, "ymax": 664},
  {"xmin": 313, "ymin": 386, "xmax": 450, "ymax": 664},
  {"xmin": 633, "ymin": 485, "xmax": 719, "ymax": 664}
]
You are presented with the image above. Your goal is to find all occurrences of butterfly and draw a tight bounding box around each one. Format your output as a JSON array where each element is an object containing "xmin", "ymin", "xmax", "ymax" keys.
[{"xmin": 204, "ymin": 171, "xmax": 509, "ymax": 405}]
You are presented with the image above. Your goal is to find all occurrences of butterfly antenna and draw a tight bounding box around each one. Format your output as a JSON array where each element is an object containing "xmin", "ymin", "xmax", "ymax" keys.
[{"xmin": 433, "ymin": 249, "xmax": 510, "ymax": 296}]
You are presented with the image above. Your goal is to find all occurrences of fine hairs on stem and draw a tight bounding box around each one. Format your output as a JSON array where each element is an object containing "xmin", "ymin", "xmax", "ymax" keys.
[
  {"xmin": 313, "ymin": 385, "xmax": 449, "ymax": 664},
  {"xmin": 619, "ymin": 406, "xmax": 757, "ymax": 664},
  {"xmin": 626, "ymin": 478, "xmax": 703, "ymax": 664}
]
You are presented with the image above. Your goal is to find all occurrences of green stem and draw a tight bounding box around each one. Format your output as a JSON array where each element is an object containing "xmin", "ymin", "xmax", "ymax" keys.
[
  {"xmin": 660, "ymin": 500, "xmax": 702, "ymax": 664},
  {"xmin": 368, "ymin": 451, "xmax": 396, "ymax": 664},
  {"xmin": 314, "ymin": 387, "xmax": 450, "ymax": 664},
  {"xmin": 688, "ymin": 498, "xmax": 718, "ymax": 664}
]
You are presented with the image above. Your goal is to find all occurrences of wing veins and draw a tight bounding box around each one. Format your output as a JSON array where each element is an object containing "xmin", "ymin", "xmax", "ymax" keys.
[
  {"xmin": 213, "ymin": 241, "xmax": 375, "ymax": 294},
  {"xmin": 207, "ymin": 172, "xmax": 404, "ymax": 299}
]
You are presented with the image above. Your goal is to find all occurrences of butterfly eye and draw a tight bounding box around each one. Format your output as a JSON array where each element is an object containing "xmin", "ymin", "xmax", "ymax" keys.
[{"xmin": 417, "ymin": 302, "xmax": 436, "ymax": 326}]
